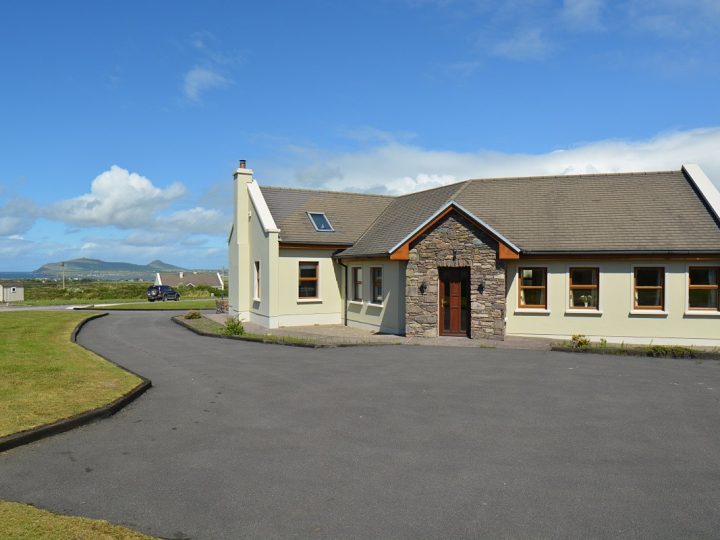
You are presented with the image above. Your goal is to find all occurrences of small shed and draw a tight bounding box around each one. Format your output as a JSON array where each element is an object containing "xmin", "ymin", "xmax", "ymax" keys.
[{"xmin": 0, "ymin": 282, "xmax": 24, "ymax": 303}]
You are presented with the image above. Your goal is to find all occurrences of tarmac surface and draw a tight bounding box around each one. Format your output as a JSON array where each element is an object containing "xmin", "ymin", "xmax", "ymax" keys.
[{"xmin": 1, "ymin": 311, "xmax": 720, "ymax": 539}]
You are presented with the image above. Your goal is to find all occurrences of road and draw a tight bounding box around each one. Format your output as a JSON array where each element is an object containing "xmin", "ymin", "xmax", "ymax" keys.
[{"xmin": 1, "ymin": 311, "xmax": 720, "ymax": 539}]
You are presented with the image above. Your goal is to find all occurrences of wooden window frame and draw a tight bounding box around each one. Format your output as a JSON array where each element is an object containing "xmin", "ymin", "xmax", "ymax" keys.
[
  {"xmin": 298, "ymin": 261, "xmax": 319, "ymax": 299},
  {"xmin": 568, "ymin": 267, "xmax": 599, "ymax": 310},
  {"xmin": 253, "ymin": 261, "xmax": 261, "ymax": 301},
  {"xmin": 518, "ymin": 267, "xmax": 548, "ymax": 309},
  {"xmin": 370, "ymin": 267, "xmax": 383, "ymax": 305},
  {"xmin": 688, "ymin": 266, "xmax": 720, "ymax": 311},
  {"xmin": 351, "ymin": 267, "xmax": 362, "ymax": 302},
  {"xmin": 633, "ymin": 267, "xmax": 665, "ymax": 311}
]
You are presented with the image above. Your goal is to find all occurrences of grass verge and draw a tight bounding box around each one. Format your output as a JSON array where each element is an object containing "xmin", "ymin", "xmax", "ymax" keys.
[
  {"xmin": 175, "ymin": 316, "xmax": 334, "ymax": 347},
  {"xmin": 0, "ymin": 311, "xmax": 141, "ymax": 438},
  {"xmin": 0, "ymin": 500, "xmax": 157, "ymax": 540},
  {"xmin": 552, "ymin": 341, "xmax": 720, "ymax": 360},
  {"xmin": 85, "ymin": 299, "xmax": 217, "ymax": 311}
]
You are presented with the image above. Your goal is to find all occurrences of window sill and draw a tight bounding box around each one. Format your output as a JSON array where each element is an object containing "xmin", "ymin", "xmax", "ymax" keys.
[
  {"xmin": 349, "ymin": 300, "xmax": 363, "ymax": 306},
  {"xmin": 514, "ymin": 308, "xmax": 550, "ymax": 315},
  {"xmin": 684, "ymin": 310, "xmax": 720, "ymax": 317},
  {"xmin": 368, "ymin": 302, "xmax": 384, "ymax": 308},
  {"xmin": 629, "ymin": 310, "xmax": 668, "ymax": 316},
  {"xmin": 252, "ymin": 297, "xmax": 261, "ymax": 303},
  {"xmin": 297, "ymin": 298, "xmax": 322, "ymax": 304},
  {"xmin": 565, "ymin": 309, "xmax": 603, "ymax": 316}
]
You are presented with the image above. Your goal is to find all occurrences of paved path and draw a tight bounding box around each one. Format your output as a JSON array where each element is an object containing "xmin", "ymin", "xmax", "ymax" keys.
[{"xmin": 1, "ymin": 312, "xmax": 720, "ymax": 539}]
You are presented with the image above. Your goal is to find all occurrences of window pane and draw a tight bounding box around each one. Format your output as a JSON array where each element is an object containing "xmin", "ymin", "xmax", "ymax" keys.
[
  {"xmin": 689, "ymin": 289, "xmax": 718, "ymax": 309},
  {"xmin": 636, "ymin": 289, "xmax": 662, "ymax": 307},
  {"xmin": 308, "ymin": 212, "xmax": 333, "ymax": 231},
  {"xmin": 521, "ymin": 289, "xmax": 546, "ymax": 306},
  {"xmin": 372, "ymin": 268, "xmax": 382, "ymax": 303},
  {"xmin": 521, "ymin": 269, "xmax": 545, "ymax": 286},
  {"xmin": 690, "ymin": 267, "xmax": 717, "ymax": 286},
  {"xmin": 571, "ymin": 268, "xmax": 597, "ymax": 286},
  {"xmin": 636, "ymin": 268, "xmax": 662, "ymax": 286},
  {"xmin": 570, "ymin": 288, "xmax": 598, "ymax": 308},
  {"xmin": 299, "ymin": 263, "xmax": 317, "ymax": 278},
  {"xmin": 299, "ymin": 281, "xmax": 318, "ymax": 298}
]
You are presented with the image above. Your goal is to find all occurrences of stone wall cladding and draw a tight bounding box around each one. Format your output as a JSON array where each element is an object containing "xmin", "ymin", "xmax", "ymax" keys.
[{"xmin": 405, "ymin": 212, "xmax": 506, "ymax": 340}]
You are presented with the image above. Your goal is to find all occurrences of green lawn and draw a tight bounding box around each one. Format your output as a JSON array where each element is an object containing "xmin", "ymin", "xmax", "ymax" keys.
[
  {"xmin": 98, "ymin": 299, "xmax": 217, "ymax": 310},
  {"xmin": 0, "ymin": 311, "xmax": 141, "ymax": 438},
  {"xmin": 0, "ymin": 501, "xmax": 157, "ymax": 539}
]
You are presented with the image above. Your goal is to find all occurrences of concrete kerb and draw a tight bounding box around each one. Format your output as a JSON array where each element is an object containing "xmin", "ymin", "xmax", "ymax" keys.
[
  {"xmin": 0, "ymin": 312, "xmax": 152, "ymax": 454},
  {"xmin": 170, "ymin": 316, "xmax": 389, "ymax": 348},
  {"xmin": 552, "ymin": 344, "xmax": 720, "ymax": 361}
]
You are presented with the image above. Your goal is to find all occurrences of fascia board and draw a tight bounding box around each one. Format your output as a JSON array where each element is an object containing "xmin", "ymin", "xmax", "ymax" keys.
[
  {"xmin": 388, "ymin": 200, "xmax": 521, "ymax": 254},
  {"xmin": 247, "ymin": 181, "xmax": 281, "ymax": 233},
  {"xmin": 683, "ymin": 163, "xmax": 720, "ymax": 223}
]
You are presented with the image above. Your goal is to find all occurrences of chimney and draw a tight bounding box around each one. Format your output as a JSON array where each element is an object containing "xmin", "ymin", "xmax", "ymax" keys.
[{"xmin": 239, "ymin": 159, "xmax": 246, "ymax": 169}]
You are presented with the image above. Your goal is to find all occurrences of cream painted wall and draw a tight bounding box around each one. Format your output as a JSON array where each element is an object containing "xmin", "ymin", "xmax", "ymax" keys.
[
  {"xmin": 506, "ymin": 259, "xmax": 720, "ymax": 345},
  {"xmin": 273, "ymin": 248, "xmax": 343, "ymax": 326},
  {"xmin": 345, "ymin": 260, "xmax": 406, "ymax": 334},
  {"xmin": 247, "ymin": 195, "xmax": 278, "ymax": 320}
]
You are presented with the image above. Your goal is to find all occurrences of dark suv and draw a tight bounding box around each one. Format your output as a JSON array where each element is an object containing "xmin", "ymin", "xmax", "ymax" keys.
[{"xmin": 147, "ymin": 285, "xmax": 181, "ymax": 302}]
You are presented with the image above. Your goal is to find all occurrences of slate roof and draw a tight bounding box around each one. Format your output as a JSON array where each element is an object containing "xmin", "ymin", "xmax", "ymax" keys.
[
  {"xmin": 157, "ymin": 272, "xmax": 224, "ymax": 289},
  {"xmin": 261, "ymin": 169, "xmax": 720, "ymax": 256},
  {"xmin": 260, "ymin": 186, "xmax": 394, "ymax": 245}
]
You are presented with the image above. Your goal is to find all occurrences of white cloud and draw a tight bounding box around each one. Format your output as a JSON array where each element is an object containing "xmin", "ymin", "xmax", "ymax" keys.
[
  {"xmin": 158, "ymin": 207, "xmax": 229, "ymax": 235},
  {"xmin": 491, "ymin": 29, "xmax": 553, "ymax": 61},
  {"xmin": 267, "ymin": 127, "xmax": 720, "ymax": 195},
  {"xmin": 50, "ymin": 165, "xmax": 185, "ymax": 228},
  {"xmin": 183, "ymin": 66, "xmax": 229, "ymax": 102},
  {"xmin": 561, "ymin": 0, "xmax": 604, "ymax": 30},
  {"xmin": 0, "ymin": 198, "xmax": 38, "ymax": 236}
]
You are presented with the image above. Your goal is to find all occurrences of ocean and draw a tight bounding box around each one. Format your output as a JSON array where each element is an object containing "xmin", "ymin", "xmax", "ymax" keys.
[{"xmin": 0, "ymin": 272, "xmax": 45, "ymax": 280}]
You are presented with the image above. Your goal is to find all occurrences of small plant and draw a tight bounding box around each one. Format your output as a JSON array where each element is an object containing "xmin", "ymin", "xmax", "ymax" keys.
[
  {"xmin": 184, "ymin": 310, "xmax": 202, "ymax": 320},
  {"xmin": 222, "ymin": 316, "xmax": 245, "ymax": 336},
  {"xmin": 647, "ymin": 345, "xmax": 695, "ymax": 358},
  {"xmin": 599, "ymin": 338, "xmax": 608, "ymax": 348},
  {"xmin": 571, "ymin": 334, "xmax": 591, "ymax": 349}
]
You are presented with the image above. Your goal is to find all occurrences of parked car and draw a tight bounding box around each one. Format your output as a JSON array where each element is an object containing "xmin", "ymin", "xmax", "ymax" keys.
[{"xmin": 147, "ymin": 285, "xmax": 181, "ymax": 302}]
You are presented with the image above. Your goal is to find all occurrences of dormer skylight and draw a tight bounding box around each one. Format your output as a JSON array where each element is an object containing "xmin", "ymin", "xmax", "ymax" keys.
[{"xmin": 307, "ymin": 212, "xmax": 334, "ymax": 232}]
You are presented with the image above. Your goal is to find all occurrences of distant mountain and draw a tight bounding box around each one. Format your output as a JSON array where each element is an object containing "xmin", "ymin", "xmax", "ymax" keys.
[{"xmin": 34, "ymin": 258, "xmax": 186, "ymax": 275}]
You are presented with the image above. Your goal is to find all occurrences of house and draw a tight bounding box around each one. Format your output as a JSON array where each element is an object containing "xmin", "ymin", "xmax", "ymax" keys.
[
  {"xmin": 0, "ymin": 282, "xmax": 24, "ymax": 303},
  {"xmin": 228, "ymin": 161, "xmax": 720, "ymax": 346},
  {"xmin": 155, "ymin": 271, "xmax": 224, "ymax": 290}
]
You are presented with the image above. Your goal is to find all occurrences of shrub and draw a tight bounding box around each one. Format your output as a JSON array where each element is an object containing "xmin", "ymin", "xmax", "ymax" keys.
[
  {"xmin": 646, "ymin": 345, "xmax": 695, "ymax": 358},
  {"xmin": 571, "ymin": 334, "xmax": 591, "ymax": 349},
  {"xmin": 599, "ymin": 338, "xmax": 608, "ymax": 348},
  {"xmin": 184, "ymin": 310, "xmax": 202, "ymax": 320},
  {"xmin": 223, "ymin": 316, "xmax": 245, "ymax": 336}
]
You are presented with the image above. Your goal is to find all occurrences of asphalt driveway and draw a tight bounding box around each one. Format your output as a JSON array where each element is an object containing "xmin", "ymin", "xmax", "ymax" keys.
[{"xmin": 1, "ymin": 312, "xmax": 720, "ymax": 539}]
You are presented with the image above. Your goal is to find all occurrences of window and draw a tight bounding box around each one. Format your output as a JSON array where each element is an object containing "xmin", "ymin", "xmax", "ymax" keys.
[
  {"xmin": 371, "ymin": 267, "xmax": 383, "ymax": 304},
  {"xmin": 298, "ymin": 262, "xmax": 319, "ymax": 298},
  {"xmin": 688, "ymin": 267, "xmax": 719, "ymax": 311},
  {"xmin": 253, "ymin": 261, "xmax": 260, "ymax": 301},
  {"xmin": 518, "ymin": 268, "xmax": 547, "ymax": 308},
  {"xmin": 352, "ymin": 267, "xmax": 362, "ymax": 302},
  {"xmin": 569, "ymin": 267, "xmax": 599, "ymax": 309},
  {"xmin": 634, "ymin": 267, "xmax": 664, "ymax": 310},
  {"xmin": 307, "ymin": 212, "xmax": 334, "ymax": 232}
]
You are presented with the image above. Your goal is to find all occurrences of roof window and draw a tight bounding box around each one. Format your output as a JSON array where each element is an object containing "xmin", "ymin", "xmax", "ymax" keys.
[{"xmin": 307, "ymin": 212, "xmax": 334, "ymax": 232}]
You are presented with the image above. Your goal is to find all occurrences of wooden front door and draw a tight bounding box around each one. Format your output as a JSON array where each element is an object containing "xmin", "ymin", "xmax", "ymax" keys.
[{"xmin": 439, "ymin": 268, "xmax": 470, "ymax": 337}]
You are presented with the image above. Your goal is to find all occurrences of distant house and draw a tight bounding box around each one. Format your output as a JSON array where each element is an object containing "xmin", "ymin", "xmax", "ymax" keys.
[
  {"xmin": 0, "ymin": 282, "xmax": 24, "ymax": 303},
  {"xmin": 154, "ymin": 271, "xmax": 225, "ymax": 290},
  {"xmin": 228, "ymin": 161, "xmax": 720, "ymax": 346}
]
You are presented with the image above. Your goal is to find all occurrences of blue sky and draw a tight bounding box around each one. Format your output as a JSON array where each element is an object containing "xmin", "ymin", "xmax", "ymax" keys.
[{"xmin": 1, "ymin": 0, "xmax": 719, "ymax": 270}]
